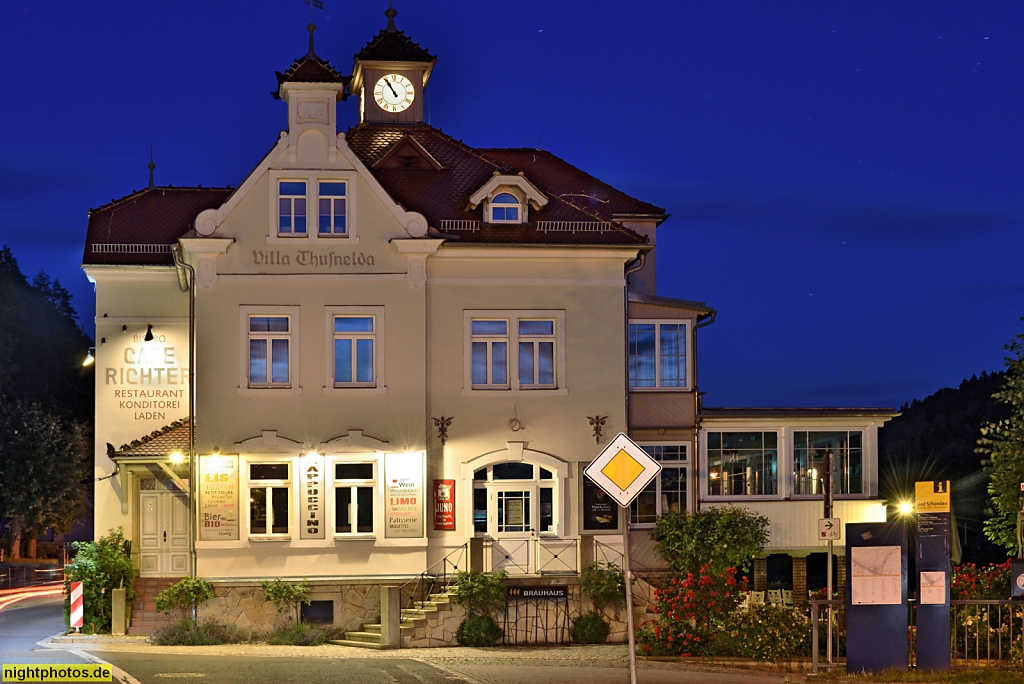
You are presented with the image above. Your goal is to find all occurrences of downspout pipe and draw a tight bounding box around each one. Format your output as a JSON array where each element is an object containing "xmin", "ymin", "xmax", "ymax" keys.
[
  {"xmin": 623, "ymin": 250, "xmax": 648, "ymax": 442},
  {"xmin": 692, "ymin": 309, "xmax": 717, "ymax": 513},
  {"xmin": 172, "ymin": 246, "xmax": 197, "ymax": 581}
]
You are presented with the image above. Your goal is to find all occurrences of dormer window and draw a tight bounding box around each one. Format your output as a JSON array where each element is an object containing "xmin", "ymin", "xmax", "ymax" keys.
[{"xmin": 489, "ymin": 193, "xmax": 521, "ymax": 223}]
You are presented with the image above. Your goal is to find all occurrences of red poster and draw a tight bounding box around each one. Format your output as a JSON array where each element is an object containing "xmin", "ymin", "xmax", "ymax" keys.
[{"xmin": 433, "ymin": 479, "xmax": 455, "ymax": 530}]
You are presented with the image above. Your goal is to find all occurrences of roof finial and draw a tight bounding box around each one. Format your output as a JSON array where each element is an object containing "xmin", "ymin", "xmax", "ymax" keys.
[
  {"xmin": 307, "ymin": 22, "xmax": 317, "ymax": 57},
  {"xmin": 148, "ymin": 147, "xmax": 155, "ymax": 188},
  {"xmin": 301, "ymin": 0, "xmax": 324, "ymax": 56},
  {"xmin": 385, "ymin": 1, "xmax": 397, "ymax": 32}
]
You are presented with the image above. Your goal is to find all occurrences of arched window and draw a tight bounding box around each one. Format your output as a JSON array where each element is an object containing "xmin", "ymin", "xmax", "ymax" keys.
[
  {"xmin": 488, "ymin": 192, "xmax": 521, "ymax": 223},
  {"xmin": 471, "ymin": 461, "xmax": 558, "ymax": 537}
]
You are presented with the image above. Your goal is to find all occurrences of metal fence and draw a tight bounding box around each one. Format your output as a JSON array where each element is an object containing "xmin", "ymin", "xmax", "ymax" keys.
[{"xmin": 809, "ymin": 598, "xmax": 1024, "ymax": 674}]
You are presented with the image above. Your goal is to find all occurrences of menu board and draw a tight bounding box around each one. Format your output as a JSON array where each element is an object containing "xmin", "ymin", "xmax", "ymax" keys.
[
  {"xmin": 582, "ymin": 476, "xmax": 619, "ymax": 532},
  {"xmin": 199, "ymin": 454, "xmax": 239, "ymax": 540}
]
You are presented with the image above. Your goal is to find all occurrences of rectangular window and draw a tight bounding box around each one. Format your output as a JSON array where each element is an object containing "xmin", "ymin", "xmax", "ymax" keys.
[
  {"xmin": 318, "ymin": 181, "xmax": 347, "ymax": 235},
  {"xmin": 334, "ymin": 462, "xmax": 375, "ymax": 535},
  {"xmin": 793, "ymin": 430, "xmax": 863, "ymax": 495},
  {"xmin": 278, "ymin": 181, "xmax": 307, "ymax": 235},
  {"xmin": 707, "ymin": 432, "xmax": 778, "ymax": 496},
  {"xmin": 249, "ymin": 462, "xmax": 290, "ymax": 536},
  {"xmin": 518, "ymin": 320, "xmax": 555, "ymax": 388},
  {"xmin": 249, "ymin": 316, "xmax": 290, "ymax": 387},
  {"xmin": 471, "ymin": 319, "xmax": 508, "ymax": 388},
  {"xmin": 334, "ymin": 316, "xmax": 375, "ymax": 386},
  {"xmin": 629, "ymin": 321, "xmax": 688, "ymax": 389},
  {"xmin": 630, "ymin": 444, "xmax": 688, "ymax": 524}
]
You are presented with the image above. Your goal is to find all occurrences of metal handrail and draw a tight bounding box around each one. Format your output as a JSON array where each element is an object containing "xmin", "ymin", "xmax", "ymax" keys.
[{"xmin": 399, "ymin": 543, "xmax": 468, "ymax": 618}]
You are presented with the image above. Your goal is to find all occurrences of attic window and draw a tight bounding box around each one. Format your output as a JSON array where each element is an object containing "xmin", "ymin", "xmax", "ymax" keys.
[{"xmin": 488, "ymin": 193, "xmax": 521, "ymax": 224}]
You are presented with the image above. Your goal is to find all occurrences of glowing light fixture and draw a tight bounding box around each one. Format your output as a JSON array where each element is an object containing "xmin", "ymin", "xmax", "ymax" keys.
[
  {"xmin": 82, "ymin": 347, "xmax": 96, "ymax": 367},
  {"xmin": 898, "ymin": 501, "xmax": 914, "ymax": 516},
  {"xmin": 170, "ymin": 451, "xmax": 184, "ymax": 464}
]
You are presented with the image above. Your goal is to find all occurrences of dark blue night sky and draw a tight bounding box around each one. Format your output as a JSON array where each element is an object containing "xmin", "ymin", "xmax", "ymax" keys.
[{"xmin": 1, "ymin": 1, "xmax": 1021, "ymax": 409}]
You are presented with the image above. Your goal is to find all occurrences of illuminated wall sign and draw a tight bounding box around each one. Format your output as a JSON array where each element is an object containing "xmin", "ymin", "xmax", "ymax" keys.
[
  {"xmin": 300, "ymin": 454, "xmax": 325, "ymax": 539},
  {"xmin": 433, "ymin": 479, "xmax": 455, "ymax": 531},
  {"xmin": 199, "ymin": 455, "xmax": 239, "ymax": 540},
  {"xmin": 385, "ymin": 452, "xmax": 424, "ymax": 538},
  {"xmin": 102, "ymin": 331, "xmax": 189, "ymax": 425}
]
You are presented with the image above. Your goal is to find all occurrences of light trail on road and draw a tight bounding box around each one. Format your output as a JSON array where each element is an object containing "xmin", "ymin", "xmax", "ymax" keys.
[{"xmin": 0, "ymin": 583, "xmax": 64, "ymax": 611}]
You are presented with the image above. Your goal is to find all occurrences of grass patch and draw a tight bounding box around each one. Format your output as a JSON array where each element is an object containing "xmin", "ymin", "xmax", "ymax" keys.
[{"xmin": 811, "ymin": 667, "xmax": 1024, "ymax": 683}]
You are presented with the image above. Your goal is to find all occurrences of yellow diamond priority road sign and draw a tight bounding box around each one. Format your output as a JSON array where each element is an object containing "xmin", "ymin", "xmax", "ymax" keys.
[{"xmin": 585, "ymin": 433, "xmax": 661, "ymax": 507}]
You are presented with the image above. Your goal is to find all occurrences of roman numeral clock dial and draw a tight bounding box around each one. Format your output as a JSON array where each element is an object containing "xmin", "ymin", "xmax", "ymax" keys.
[{"xmin": 373, "ymin": 73, "xmax": 415, "ymax": 113}]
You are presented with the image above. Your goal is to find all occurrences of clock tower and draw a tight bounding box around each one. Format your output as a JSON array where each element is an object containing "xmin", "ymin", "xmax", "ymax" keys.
[{"xmin": 351, "ymin": 6, "xmax": 436, "ymax": 124}]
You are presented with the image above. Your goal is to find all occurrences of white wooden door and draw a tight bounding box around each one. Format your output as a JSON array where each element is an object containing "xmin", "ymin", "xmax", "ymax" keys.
[
  {"xmin": 490, "ymin": 486, "xmax": 537, "ymax": 574},
  {"xmin": 139, "ymin": 491, "xmax": 190, "ymax": 577}
]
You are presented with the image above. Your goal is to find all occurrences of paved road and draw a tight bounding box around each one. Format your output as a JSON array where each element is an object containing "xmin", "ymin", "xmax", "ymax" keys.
[{"xmin": 0, "ymin": 597, "xmax": 99, "ymax": 679}]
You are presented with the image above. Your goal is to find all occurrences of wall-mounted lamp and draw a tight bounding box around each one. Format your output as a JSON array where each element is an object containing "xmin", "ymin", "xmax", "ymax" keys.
[
  {"xmin": 122, "ymin": 325, "xmax": 127, "ymax": 334},
  {"xmin": 83, "ymin": 347, "xmax": 96, "ymax": 367},
  {"xmin": 169, "ymin": 451, "xmax": 185, "ymax": 464},
  {"xmin": 144, "ymin": 324, "xmax": 155, "ymax": 342}
]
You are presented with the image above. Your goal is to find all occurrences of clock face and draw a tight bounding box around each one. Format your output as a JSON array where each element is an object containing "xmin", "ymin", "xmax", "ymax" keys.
[{"xmin": 373, "ymin": 73, "xmax": 415, "ymax": 113}]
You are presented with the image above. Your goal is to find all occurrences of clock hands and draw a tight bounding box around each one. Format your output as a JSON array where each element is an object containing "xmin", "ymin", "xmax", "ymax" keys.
[{"xmin": 383, "ymin": 77, "xmax": 398, "ymax": 99}]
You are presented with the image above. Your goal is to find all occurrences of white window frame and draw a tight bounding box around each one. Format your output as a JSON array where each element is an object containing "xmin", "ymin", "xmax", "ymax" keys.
[
  {"xmin": 277, "ymin": 179, "xmax": 307, "ymax": 237},
  {"xmin": 629, "ymin": 443, "xmax": 690, "ymax": 527},
  {"xmin": 268, "ymin": 170, "xmax": 359, "ymax": 245},
  {"xmin": 239, "ymin": 306, "xmax": 301, "ymax": 396},
  {"xmin": 470, "ymin": 318, "xmax": 510, "ymax": 389},
  {"xmin": 470, "ymin": 462, "xmax": 562, "ymax": 538},
  {"xmin": 628, "ymin": 319, "xmax": 692, "ymax": 391},
  {"xmin": 486, "ymin": 191, "xmax": 524, "ymax": 224},
  {"xmin": 317, "ymin": 180, "xmax": 348, "ymax": 236},
  {"xmin": 324, "ymin": 306, "xmax": 384, "ymax": 393},
  {"xmin": 517, "ymin": 319, "xmax": 557, "ymax": 389},
  {"xmin": 247, "ymin": 461, "xmax": 292, "ymax": 539},
  {"xmin": 701, "ymin": 429, "xmax": 782, "ymax": 501},
  {"xmin": 463, "ymin": 310, "xmax": 567, "ymax": 395},
  {"xmin": 333, "ymin": 459, "xmax": 378, "ymax": 538},
  {"xmin": 791, "ymin": 428, "xmax": 865, "ymax": 498}
]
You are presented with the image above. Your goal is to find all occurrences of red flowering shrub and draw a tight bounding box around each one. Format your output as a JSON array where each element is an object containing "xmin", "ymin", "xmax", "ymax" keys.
[
  {"xmin": 634, "ymin": 564, "xmax": 746, "ymax": 657},
  {"xmin": 951, "ymin": 560, "xmax": 1011, "ymax": 600}
]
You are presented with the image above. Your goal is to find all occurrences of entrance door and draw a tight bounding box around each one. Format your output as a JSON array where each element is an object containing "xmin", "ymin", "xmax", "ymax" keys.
[
  {"xmin": 491, "ymin": 485, "xmax": 537, "ymax": 573},
  {"xmin": 139, "ymin": 491, "xmax": 190, "ymax": 577}
]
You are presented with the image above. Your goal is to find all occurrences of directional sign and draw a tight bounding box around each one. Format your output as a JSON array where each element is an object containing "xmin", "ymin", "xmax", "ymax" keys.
[
  {"xmin": 584, "ymin": 433, "xmax": 661, "ymax": 507},
  {"xmin": 818, "ymin": 517, "xmax": 841, "ymax": 541}
]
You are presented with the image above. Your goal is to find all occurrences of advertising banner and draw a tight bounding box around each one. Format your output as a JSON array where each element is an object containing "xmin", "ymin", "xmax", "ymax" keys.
[
  {"xmin": 385, "ymin": 452, "xmax": 424, "ymax": 538},
  {"xmin": 300, "ymin": 454, "xmax": 325, "ymax": 539},
  {"xmin": 199, "ymin": 455, "xmax": 239, "ymax": 540},
  {"xmin": 434, "ymin": 479, "xmax": 455, "ymax": 531}
]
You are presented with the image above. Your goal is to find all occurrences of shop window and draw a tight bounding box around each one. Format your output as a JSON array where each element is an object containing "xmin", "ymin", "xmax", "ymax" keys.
[
  {"xmin": 334, "ymin": 462, "xmax": 375, "ymax": 535},
  {"xmin": 249, "ymin": 462, "xmax": 290, "ymax": 537},
  {"xmin": 793, "ymin": 430, "xmax": 863, "ymax": 495},
  {"xmin": 706, "ymin": 431, "xmax": 778, "ymax": 496}
]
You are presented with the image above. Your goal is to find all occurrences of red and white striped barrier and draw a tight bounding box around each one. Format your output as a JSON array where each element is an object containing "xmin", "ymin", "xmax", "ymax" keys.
[{"xmin": 69, "ymin": 581, "xmax": 83, "ymax": 629}]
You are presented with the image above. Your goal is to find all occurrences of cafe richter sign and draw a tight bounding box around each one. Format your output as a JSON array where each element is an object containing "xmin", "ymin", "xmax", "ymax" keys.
[{"xmin": 102, "ymin": 331, "xmax": 188, "ymax": 424}]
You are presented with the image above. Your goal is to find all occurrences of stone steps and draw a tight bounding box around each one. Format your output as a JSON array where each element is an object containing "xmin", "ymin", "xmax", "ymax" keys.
[
  {"xmin": 333, "ymin": 590, "xmax": 456, "ymax": 649},
  {"xmin": 128, "ymin": 577, "xmax": 185, "ymax": 636}
]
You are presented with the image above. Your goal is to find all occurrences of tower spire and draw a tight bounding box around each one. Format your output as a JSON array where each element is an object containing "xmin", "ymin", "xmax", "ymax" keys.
[
  {"xmin": 385, "ymin": 1, "xmax": 397, "ymax": 33},
  {"xmin": 148, "ymin": 148, "xmax": 155, "ymax": 188}
]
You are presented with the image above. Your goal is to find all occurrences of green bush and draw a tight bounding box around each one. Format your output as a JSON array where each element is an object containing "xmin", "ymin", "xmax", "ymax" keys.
[
  {"xmin": 725, "ymin": 604, "xmax": 808, "ymax": 661},
  {"xmin": 453, "ymin": 570, "xmax": 507, "ymax": 617},
  {"xmin": 570, "ymin": 610, "xmax": 610, "ymax": 644},
  {"xmin": 63, "ymin": 527, "xmax": 135, "ymax": 632},
  {"xmin": 152, "ymin": 618, "xmax": 228, "ymax": 646},
  {"xmin": 652, "ymin": 507, "xmax": 769, "ymax": 576},
  {"xmin": 455, "ymin": 614, "xmax": 503, "ymax": 647},
  {"xmin": 265, "ymin": 622, "xmax": 330, "ymax": 646},
  {"xmin": 155, "ymin": 577, "xmax": 216, "ymax": 618},
  {"xmin": 578, "ymin": 561, "xmax": 625, "ymax": 614},
  {"xmin": 261, "ymin": 578, "xmax": 311, "ymax": 622}
]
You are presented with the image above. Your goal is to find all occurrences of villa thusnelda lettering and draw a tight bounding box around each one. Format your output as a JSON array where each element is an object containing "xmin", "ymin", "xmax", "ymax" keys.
[{"xmin": 252, "ymin": 249, "xmax": 376, "ymax": 269}]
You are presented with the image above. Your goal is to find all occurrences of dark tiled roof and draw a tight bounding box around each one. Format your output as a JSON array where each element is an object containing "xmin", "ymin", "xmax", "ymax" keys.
[
  {"xmin": 83, "ymin": 186, "xmax": 233, "ymax": 266},
  {"xmin": 109, "ymin": 418, "xmax": 192, "ymax": 458},
  {"xmin": 346, "ymin": 123, "xmax": 649, "ymax": 246},
  {"xmin": 355, "ymin": 29, "xmax": 435, "ymax": 63},
  {"xmin": 275, "ymin": 55, "xmax": 349, "ymax": 99},
  {"xmin": 482, "ymin": 149, "xmax": 665, "ymax": 216}
]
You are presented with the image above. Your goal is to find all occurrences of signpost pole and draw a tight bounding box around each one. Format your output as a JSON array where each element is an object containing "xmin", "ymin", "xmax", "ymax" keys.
[
  {"xmin": 824, "ymin": 449, "xmax": 834, "ymax": 665},
  {"xmin": 622, "ymin": 507, "xmax": 638, "ymax": 684}
]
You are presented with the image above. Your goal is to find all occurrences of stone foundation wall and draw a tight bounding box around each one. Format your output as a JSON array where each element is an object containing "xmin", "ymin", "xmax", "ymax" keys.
[{"xmin": 198, "ymin": 581, "xmax": 380, "ymax": 637}]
